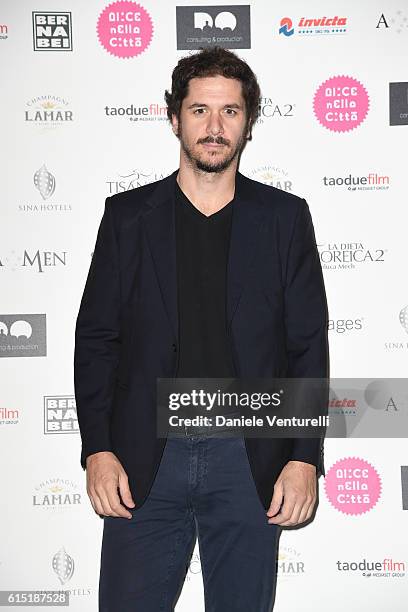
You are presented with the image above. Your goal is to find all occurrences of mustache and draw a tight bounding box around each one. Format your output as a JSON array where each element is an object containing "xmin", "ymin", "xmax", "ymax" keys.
[{"xmin": 197, "ymin": 136, "xmax": 230, "ymax": 146}]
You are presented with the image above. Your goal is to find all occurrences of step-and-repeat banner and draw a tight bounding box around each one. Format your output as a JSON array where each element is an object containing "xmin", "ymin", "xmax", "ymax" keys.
[{"xmin": 1, "ymin": 1, "xmax": 407, "ymax": 610}]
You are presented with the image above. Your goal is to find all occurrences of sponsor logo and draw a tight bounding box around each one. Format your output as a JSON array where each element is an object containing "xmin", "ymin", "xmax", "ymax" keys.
[
  {"xmin": 104, "ymin": 102, "xmax": 167, "ymax": 122},
  {"xmin": 97, "ymin": 1, "xmax": 153, "ymax": 59},
  {"xmin": 0, "ymin": 314, "xmax": 46, "ymax": 357},
  {"xmin": 317, "ymin": 242, "xmax": 387, "ymax": 271},
  {"xmin": 336, "ymin": 558, "xmax": 406, "ymax": 578},
  {"xmin": 53, "ymin": 547, "xmax": 74, "ymax": 585},
  {"xmin": 243, "ymin": 166, "xmax": 293, "ymax": 192},
  {"xmin": 376, "ymin": 12, "xmax": 408, "ymax": 33},
  {"xmin": 33, "ymin": 478, "xmax": 82, "ymax": 510},
  {"xmin": 314, "ymin": 76, "xmax": 369, "ymax": 132},
  {"xmin": 384, "ymin": 305, "xmax": 408, "ymax": 351},
  {"xmin": 389, "ymin": 82, "xmax": 408, "ymax": 126},
  {"xmin": 325, "ymin": 457, "xmax": 382, "ymax": 515},
  {"xmin": 0, "ymin": 22, "xmax": 8, "ymax": 40},
  {"xmin": 256, "ymin": 97, "xmax": 295, "ymax": 122},
  {"xmin": 51, "ymin": 548, "xmax": 92, "ymax": 598},
  {"xmin": 106, "ymin": 168, "xmax": 172, "ymax": 194},
  {"xmin": 323, "ymin": 172, "xmax": 390, "ymax": 191},
  {"xmin": 279, "ymin": 17, "xmax": 294, "ymax": 37},
  {"xmin": 44, "ymin": 396, "xmax": 78, "ymax": 434},
  {"xmin": 0, "ymin": 406, "xmax": 20, "ymax": 426},
  {"xmin": 34, "ymin": 164, "xmax": 55, "ymax": 199},
  {"xmin": 25, "ymin": 95, "xmax": 73, "ymax": 128},
  {"xmin": 0, "ymin": 250, "xmax": 67, "ymax": 273},
  {"xmin": 176, "ymin": 5, "xmax": 251, "ymax": 49},
  {"xmin": 19, "ymin": 165, "xmax": 71, "ymax": 213},
  {"xmin": 279, "ymin": 15, "xmax": 347, "ymax": 37},
  {"xmin": 32, "ymin": 12, "xmax": 72, "ymax": 51},
  {"xmin": 328, "ymin": 397, "xmax": 357, "ymax": 416},
  {"xmin": 399, "ymin": 305, "xmax": 408, "ymax": 335},
  {"xmin": 364, "ymin": 380, "xmax": 405, "ymax": 414},
  {"xmin": 277, "ymin": 546, "xmax": 305, "ymax": 579}
]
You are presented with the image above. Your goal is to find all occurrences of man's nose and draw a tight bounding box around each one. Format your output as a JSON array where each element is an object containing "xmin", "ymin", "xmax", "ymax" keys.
[{"xmin": 206, "ymin": 112, "xmax": 224, "ymax": 136}]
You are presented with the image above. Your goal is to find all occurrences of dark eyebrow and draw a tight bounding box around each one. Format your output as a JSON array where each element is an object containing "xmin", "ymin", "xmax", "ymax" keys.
[{"xmin": 187, "ymin": 102, "xmax": 243, "ymax": 110}]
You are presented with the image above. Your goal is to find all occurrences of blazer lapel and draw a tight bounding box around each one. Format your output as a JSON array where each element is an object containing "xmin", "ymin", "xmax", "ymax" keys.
[
  {"xmin": 141, "ymin": 171, "xmax": 179, "ymax": 341},
  {"xmin": 141, "ymin": 169, "xmax": 266, "ymax": 342},
  {"xmin": 226, "ymin": 171, "xmax": 265, "ymax": 327}
]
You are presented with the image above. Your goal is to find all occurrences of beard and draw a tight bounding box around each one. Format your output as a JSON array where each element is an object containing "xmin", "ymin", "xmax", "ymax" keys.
[{"xmin": 177, "ymin": 123, "xmax": 247, "ymax": 174}]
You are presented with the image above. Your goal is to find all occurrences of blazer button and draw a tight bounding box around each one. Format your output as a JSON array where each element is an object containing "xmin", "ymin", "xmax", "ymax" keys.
[{"xmin": 172, "ymin": 343, "xmax": 177, "ymax": 352}]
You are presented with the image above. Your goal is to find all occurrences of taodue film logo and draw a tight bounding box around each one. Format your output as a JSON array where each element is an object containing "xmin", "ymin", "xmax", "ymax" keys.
[
  {"xmin": 104, "ymin": 102, "xmax": 167, "ymax": 122},
  {"xmin": 336, "ymin": 557, "xmax": 406, "ymax": 578},
  {"xmin": 322, "ymin": 172, "xmax": 390, "ymax": 191},
  {"xmin": 0, "ymin": 406, "xmax": 20, "ymax": 426}
]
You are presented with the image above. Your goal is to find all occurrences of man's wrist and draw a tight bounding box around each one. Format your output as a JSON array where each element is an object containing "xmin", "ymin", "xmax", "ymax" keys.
[
  {"xmin": 85, "ymin": 450, "xmax": 115, "ymax": 467},
  {"xmin": 287, "ymin": 459, "xmax": 317, "ymax": 471}
]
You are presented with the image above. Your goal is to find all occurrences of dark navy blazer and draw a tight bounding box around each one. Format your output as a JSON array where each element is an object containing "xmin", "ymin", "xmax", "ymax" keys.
[{"xmin": 74, "ymin": 170, "xmax": 329, "ymax": 510}]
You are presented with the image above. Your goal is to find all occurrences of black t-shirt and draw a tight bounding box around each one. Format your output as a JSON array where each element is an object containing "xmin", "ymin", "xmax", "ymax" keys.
[{"xmin": 174, "ymin": 180, "xmax": 236, "ymax": 378}]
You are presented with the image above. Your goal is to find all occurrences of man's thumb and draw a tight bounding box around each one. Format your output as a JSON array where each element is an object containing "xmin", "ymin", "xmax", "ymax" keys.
[{"xmin": 118, "ymin": 471, "xmax": 135, "ymax": 508}]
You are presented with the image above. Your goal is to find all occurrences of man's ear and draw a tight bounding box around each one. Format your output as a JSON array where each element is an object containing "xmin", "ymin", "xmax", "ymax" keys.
[
  {"xmin": 171, "ymin": 114, "xmax": 179, "ymax": 137},
  {"xmin": 246, "ymin": 123, "xmax": 252, "ymax": 141}
]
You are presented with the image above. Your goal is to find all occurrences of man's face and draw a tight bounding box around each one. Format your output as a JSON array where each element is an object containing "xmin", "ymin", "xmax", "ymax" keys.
[{"xmin": 171, "ymin": 75, "xmax": 249, "ymax": 174}]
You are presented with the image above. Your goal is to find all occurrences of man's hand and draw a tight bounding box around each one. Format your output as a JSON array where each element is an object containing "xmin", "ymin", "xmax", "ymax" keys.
[
  {"xmin": 86, "ymin": 451, "xmax": 135, "ymax": 519},
  {"xmin": 266, "ymin": 460, "xmax": 317, "ymax": 526}
]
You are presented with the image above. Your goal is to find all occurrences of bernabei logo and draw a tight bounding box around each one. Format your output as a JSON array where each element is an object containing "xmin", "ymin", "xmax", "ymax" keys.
[{"xmin": 32, "ymin": 12, "xmax": 73, "ymax": 50}]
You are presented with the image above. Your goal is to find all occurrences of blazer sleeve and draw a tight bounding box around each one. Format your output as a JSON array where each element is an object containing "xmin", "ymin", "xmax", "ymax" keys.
[
  {"xmin": 284, "ymin": 198, "xmax": 329, "ymax": 476},
  {"xmin": 74, "ymin": 197, "xmax": 121, "ymax": 470}
]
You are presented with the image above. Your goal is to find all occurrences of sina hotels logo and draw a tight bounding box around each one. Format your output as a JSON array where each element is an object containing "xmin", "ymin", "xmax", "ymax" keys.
[{"xmin": 34, "ymin": 164, "xmax": 55, "ymax": 200}]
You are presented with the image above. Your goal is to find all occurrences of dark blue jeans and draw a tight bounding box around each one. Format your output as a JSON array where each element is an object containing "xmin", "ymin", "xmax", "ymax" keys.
[{"xmin": 99, "ymin": 435, "xmax": 280, "ymax": 611}]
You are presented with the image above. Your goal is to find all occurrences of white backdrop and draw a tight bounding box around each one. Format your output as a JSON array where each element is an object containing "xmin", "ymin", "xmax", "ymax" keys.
[{"xmin": 1, "ymin": 1, "xmax": 407, "ymax": 610}]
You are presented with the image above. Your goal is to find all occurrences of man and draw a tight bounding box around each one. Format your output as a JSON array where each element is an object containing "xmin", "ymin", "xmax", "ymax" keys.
[{"xmin": 74, "ymin": 47, "xmax": 329, "ymax": 611}]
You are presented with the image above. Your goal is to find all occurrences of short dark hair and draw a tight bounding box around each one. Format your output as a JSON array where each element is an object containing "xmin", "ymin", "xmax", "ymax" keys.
[{"xmin": 164, "ymin": 46, "xmax": 261, "ymax": 140}]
